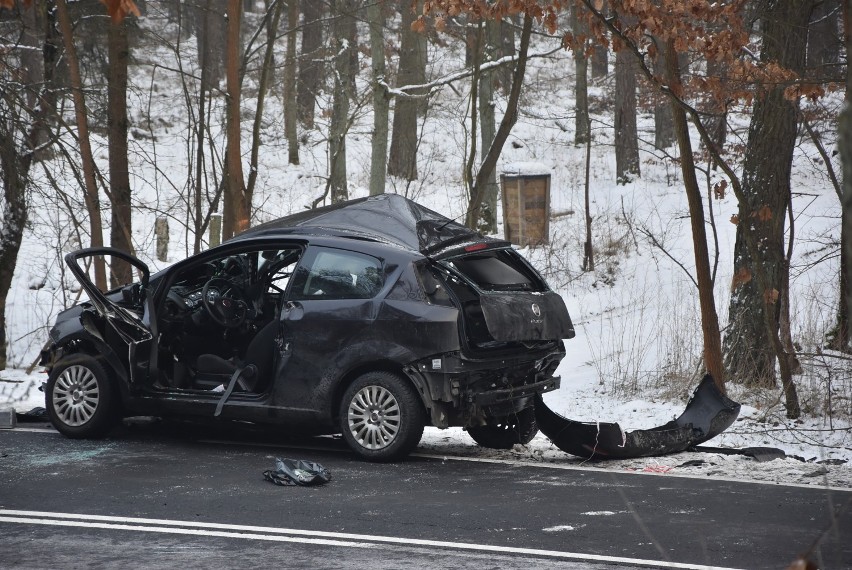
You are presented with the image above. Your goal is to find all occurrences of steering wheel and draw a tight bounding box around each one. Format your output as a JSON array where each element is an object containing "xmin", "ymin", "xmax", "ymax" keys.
[{"xmin": 201, "ymin": 277, "xmax": 250, "ymax": 328}]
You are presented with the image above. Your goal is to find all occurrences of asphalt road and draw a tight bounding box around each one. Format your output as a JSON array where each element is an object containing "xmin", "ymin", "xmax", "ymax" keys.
[{"xmin": 1, "ymin": 421, "xmax": 849, "ymax": 570}]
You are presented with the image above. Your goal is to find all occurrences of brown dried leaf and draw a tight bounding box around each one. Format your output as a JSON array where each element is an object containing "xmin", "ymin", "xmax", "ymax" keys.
[
  {"xmin": 756, "ymin": 205, "xmax": 772, "ymax": 222},
  {"xmin": 731, "ymin": 266, "xmax": 752, "ymax": 290},
  {"xmin": 730, "ymin": 214, "xmax": 739, "ymax": 225},
  {"xmin": 100, "ymin": 0, "xmax": 140, "ymax": 23},
  {"xmin": 764, "ymin": 288, "xmax": 780, "ymax": 305}
]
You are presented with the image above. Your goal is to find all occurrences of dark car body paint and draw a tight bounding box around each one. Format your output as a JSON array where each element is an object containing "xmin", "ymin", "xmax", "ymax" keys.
[{"xmin": 43, "ymin": 195, "xmax": 573, "ymax": 436}]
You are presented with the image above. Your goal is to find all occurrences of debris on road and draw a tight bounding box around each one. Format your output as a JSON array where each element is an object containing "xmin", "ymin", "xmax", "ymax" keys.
[
  {"xmin": 263, "ymin": 458, "xmax": 332, "ymax": 486},
  {"xmin": 535, "ymin": 375, "xmax": 741, "ymax": 460}
]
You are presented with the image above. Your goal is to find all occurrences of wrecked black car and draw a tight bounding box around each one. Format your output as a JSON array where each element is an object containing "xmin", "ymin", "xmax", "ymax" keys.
[{"xmin": 41, "ymin": 194, "xmax": 575, "ymax": 460}]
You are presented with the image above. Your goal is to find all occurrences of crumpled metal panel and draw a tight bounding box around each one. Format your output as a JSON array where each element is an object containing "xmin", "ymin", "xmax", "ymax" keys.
[
  {"xmin": 235, "ymin": 194, "xmax": 504, "ymax": 256},
  {"xmin": 536, "ymin": 375, "xmax": 741, "ymax": 459}
]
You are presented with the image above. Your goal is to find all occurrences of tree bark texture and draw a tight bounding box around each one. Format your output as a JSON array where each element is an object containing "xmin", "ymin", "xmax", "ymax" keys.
[
  {"xmin": 195, "ymin": 0, "xmax": 226, "ymax": 92},
  {"xmin": 329, "ymin": 0, "xmax": 355, "ymax": 203},
  {"xmin": 297, "ymin": 0, "xmax": 323, "ymax": 127},
  {"xmin": 614, "ymin": 47, "xmax": 640, "ymax": 184},
  {"xmin": 572, "ymin": 7, "xmax": 590, "ymax": 146},
  {"xmin": 476, "ymin": 19, "xmax": 500, "ymax": 233},
  {"xmin": 107, "ymin": 17, "xmax": 134, "ymax": 286},
  {"xmin": 806, "ymin": 0, "xmax": 843, "ymax": 81},
  {"xmin": 388, "ymin": 0, "xmax": 426, "ymax": 181},
  {"xmin": 702, "ymin": 57, "xmax": 728, "ymax": 163},
  {"xmin": 664, "ymin": 39, "xmax": 726, "ymax": 391},
  {"xmin": 836, "ymin": 0, "xmax": 852, "ymax": 353},
  {"xmin": 498, "ymin": 17, "xmax": 516, "ymax": 95},
  {"xmin": 284, "ymin": 0, "xmax": 299, "ymax": 165},
  {"xmin": 57, "ymin": 0, "xmax": 107, "ymax": 291},
  {"xmin": 723, "ymin": 1, "xmax": 814, "ymax": 388},
  {"xmin": 223, "ymin": 0, "xmax": 248, "ymax": 239},
  {"xmin": 368, "ymin": 0, "xmax": 389, "ymax": 196},
  {"xmin": 465, "ymin": 14, "xmax": 532, "ymax": 230},
  {"xmin": 652, "ymin": 40, "xmax": 674, "ymax": 150}
]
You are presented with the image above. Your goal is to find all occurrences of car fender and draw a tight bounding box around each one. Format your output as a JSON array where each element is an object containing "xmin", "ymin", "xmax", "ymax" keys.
[{"xmin": 47, "ymin": 332, "xmax": 131, "ymax": 402}]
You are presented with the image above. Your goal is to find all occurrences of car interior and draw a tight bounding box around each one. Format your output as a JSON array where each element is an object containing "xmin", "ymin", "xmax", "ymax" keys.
[{"xmin": 155, "ymin": 247, "xmax": 302, "ymax": 394}]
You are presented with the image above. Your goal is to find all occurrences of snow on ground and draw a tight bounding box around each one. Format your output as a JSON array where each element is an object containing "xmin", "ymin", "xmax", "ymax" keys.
[{"xmin": 1, "ymin": 7, "xmax": 850, "ymax": 490}]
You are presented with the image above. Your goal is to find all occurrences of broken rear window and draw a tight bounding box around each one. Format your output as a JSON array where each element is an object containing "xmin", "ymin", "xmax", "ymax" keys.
[{"xmin": 446, "ymin": 249, "xmax": 545, "ymax": 292}]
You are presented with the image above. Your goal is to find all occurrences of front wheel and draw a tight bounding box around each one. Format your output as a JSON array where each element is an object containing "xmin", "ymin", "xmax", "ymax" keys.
[
  {"xmin": 467, "ymin": 407, "xmax": 538, "ymax": 450},
  {"xmin": 46, "ymin": 355, "xmax": 118, "ymax": 438},
  {"xmin": 339, "ymin": 372, "xmax": 425, "ymax": 461}
]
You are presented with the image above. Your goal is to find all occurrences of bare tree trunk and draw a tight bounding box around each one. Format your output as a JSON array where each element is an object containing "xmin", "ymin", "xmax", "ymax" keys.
[
  {"xmin": 498, "ymin": 17, "xmax": 516, "ymax": 95},
  {"xmin": 664, "ymin": 39, "xmax": 726, "ymax": 391},
  {"xmin": 841, "ymin": 2, "xmax": 852, "ymax": 360},
  {"xmin": 702, "ymin": 57, "xmax": 728, "ymax": 164},
  {"xmin": 572, "ymin": 7, "xmax": 590, "ymax": 146},
  {"xmin": 590, "ymin": 4, "xmax": 608, "ymax": 79},
  {"xmin": 56, "ymin": 0, "xmax": 107, "ymax": 290},
  {"xmin": 614, "ymin": 47, "xmax": 640, "ymax": 184},
  {"xmin": 723, "ymin": 1, "xmax": 814, "ymax": 395},
  {"xmin": 107, "ymin": 16, "xmax": 134, "ymax": 286},
  {"xmin": 284, "ymin": 0, "xmax": 299, "ymax": 165},
  {"xmin": 368, "ymin": 0, "xmax": 389, "ymax": 196},
  {"xmin": 192, "ymin": 46, "xmax": 209, "ymax": 255},
  {"xmin": 388, "ymin": 0, "xmax": 426, "ymax": 181},
  {"xmin": 477, "ymin": 19, "xmax": 499, "ymax": 233},
  {"xmin": 246, "ymin": 0, "xmax": 284, "ymax": 204},
  {"xmin": 465, "ymin": 14, "xmax": 532, "ymax": 230},
  {"xmin": 329, "ymin": 0, "xmax": 355, "ymax": 203},
  {"xmin": 297, "ymin": 0, "xmax": 323, "ymax": 127},
  {"xmin": 652, "ymin": 39, "xmax": 674, "ymax": 150},
  {"xmin": 582, "ymin": 132, "xmax": 594, "ymax": 271},
  {"xmin": 196, "ymin": 0, "xmax": 227, "ymax": 92},
  {"xmin": 223, "ymin": 0, "xmax": 248, "ymax": 239},
  {"xmin": 779, "ymin": 201, "xmax": 804, "ymax": 372},
  {"xmin": 807, "ymin": 0, "xmax": 843, "ymax": 81}
]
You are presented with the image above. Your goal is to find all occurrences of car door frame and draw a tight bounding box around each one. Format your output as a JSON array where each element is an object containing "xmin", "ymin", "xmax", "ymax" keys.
[{"xmin": 64, "ymin": 247, "xmax": 154, "ymax": 386}]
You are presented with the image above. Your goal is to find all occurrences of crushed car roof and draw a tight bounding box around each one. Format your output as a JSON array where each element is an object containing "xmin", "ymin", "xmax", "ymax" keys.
[{"xmin": 233, "ymin": 194, "xmax": 504, "ymax": 255}]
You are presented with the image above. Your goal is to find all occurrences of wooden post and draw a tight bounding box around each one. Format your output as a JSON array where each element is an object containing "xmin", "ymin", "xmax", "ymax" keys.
[
  {"xmin": 209, "ymin": 213, "xmax": 222, "ymax": 248},
  {"xmin": 154, "ymin": 216, "xmax": 169, "ymax": 262}
]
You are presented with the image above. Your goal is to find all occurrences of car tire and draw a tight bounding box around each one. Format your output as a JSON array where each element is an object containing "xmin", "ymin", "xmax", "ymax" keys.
[
  {"xmin": 467, "ymin": 407, "xmax": 538, "ymax": 450},
  {"xmin": 339, "ymin": 371, "xmax": 425, "ymax": 461},
  {"xmin": 46, "ymin": 355, "xmax": 118, "ymax": 439}
]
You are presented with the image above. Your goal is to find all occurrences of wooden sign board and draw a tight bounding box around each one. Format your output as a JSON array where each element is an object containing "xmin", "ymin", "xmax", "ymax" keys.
[{"xmin": 500, "ymin": 173, "xmax": 550, "ymax": 247}]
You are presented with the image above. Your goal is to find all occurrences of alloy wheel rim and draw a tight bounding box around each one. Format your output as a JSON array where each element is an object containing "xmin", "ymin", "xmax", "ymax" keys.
[
  {"xmin": 53, "ymin": 365, "xmax": 99, "ymax": 426},
  {"xmin": 347, "ymin": 385, "xmax": 401, "ymax": 450}
]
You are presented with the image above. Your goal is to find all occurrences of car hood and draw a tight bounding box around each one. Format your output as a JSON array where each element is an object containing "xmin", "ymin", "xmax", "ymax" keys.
[{"xmin": 233, "ymin": 194, "xmax": 504, "ymax": 256}]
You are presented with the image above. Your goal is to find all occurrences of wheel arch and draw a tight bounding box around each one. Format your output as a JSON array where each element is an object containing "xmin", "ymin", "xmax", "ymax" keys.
[
  {"xmin": 48, "ymin": 334, "xmax": 130, "ymax": 405},
  {"xmin": 331, "ymin": 360, "xmax": 432, "ymax": 426}
]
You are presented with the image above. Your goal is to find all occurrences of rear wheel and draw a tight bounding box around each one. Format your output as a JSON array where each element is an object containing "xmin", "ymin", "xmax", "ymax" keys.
[
  {"xmin": 339, "ymin": 371, "xmax": 425, "ymax": 461},
  {"xmin": 467, "ymin": 407, "xmax": 538, "ymax": 449},
  {"xmin": 46, "ymin": 355, "xmax": 118, "ymax": 438}
]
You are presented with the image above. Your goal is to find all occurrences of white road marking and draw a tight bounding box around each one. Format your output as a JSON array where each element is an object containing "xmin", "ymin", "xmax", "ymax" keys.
[{"xmin": 0, "ymin": 509, "xmax": 743, "ymax": 570}]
